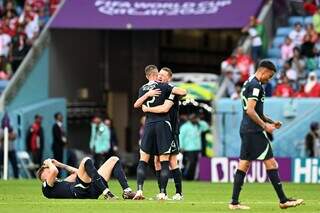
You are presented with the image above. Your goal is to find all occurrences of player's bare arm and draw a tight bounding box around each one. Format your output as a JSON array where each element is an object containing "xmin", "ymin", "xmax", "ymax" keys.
[
  {"xmin": 142, "ymin": 99, "xmax": 174, "ymax": 113},
  {"xmin": 172, "ymin": 87, "xmax": 187, "ymax": 96},
  {"xmin": 133, "ymin": 89, "xmax": 161, "ymax": 108},
  {"xmin": 262, "ymin": 115, "xmax": 282, "ymax": 129},
  {"xmin": 52, "ymin": 159, "xmax": 78, "ymax": 174},
  {"xmin": 246, "ymin": 99, "xmax": 275, "ymax": 134},
  {"xmin": 43, "ymin": 159, "xmax": 59, "ymax": 186}
]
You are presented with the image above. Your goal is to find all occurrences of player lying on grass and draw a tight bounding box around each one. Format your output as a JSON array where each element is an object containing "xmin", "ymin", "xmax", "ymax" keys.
[{"xmin": 37, "ymin": 156, "xmax": 136, "ymax": 199}]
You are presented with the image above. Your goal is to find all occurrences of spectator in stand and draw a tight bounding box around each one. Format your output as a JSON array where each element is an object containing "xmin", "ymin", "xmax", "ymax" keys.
[
  {"xmin": 313, "ymin": 6, "xmax": 320, "ymax": 34},
  {"xmin": 281, "ymin": 36, "xmax": 295, "ymax": 61},
  {"xmin": 10, "ymin": 25, "xmax": 30, "ymax": 72},
  {"xmin": 288, "ymin": 47, "xmax": 306, "ymax": 80},
  {"xmin": 3, "ymin": 1, "xmax": 18, "ymax": 16},
  {"xmin": 282, "ymin": 61, "xmax": 299, "ymax": 90},
  {"xmin": 306, "ymin": 24, "xmax": 318, "ymax": 43},
  {"xmin": 304, "ymin": 0, "xmax": 318, "ymax": 15},
  {"xmin": 221, "ymin": 55, "xmax": 241, "ymax": 84},
  {"xmin": 304, "ymin": 71, "xmax": 320, "ymax": 97},
  {"xmin": 222, "ymin": 69, "xmax": 238, "ymax": 99},
  {"xmin": 0, "ymin": 26, "xmax": 12, "ymax": 58},
  {"xmin": 235, "ymin": 47, "xmax": 255, "ymax": 83},
  {"xmin": 301, "ymin": 33, "xmax": 318, "ymax": 71},
  {"xmin": 289, "ymin": 22, "xmax": 306, "ymax": 47},
  {"xmin": 301, "ymin": 34, "xmax": 316, "ymax": 58},
  {"xmin": 24, "ymin": 14, "xmax": 39, "ymax": 44},
  {"xmin": 50, "ymin": 0, "xmax": 61, "ymax": 16},
  {"xmin": 0, "ymin": 56, "xmax": 11, "ymax": 79},
  {"xmin": 305, "ymin": 122, "xmax": 320, "ymax": 157},
  {"xmin": 273, "ymin": 75, "xmax": 295, "ymax": 97},
  {"xmin": 26, "ymin": 114, "xmax": 44, "ymax": 167},
  {"xmin": 242, "ymin": 16, "xmax": 263, "ymax": 62}
]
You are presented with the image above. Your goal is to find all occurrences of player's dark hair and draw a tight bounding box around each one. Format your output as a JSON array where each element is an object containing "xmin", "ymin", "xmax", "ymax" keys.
[
  {"xmin": 36, "ymin": 165, "xmax": 48, "ymax": 181},
  {"xmin": 161, "ymin": 67, "xmax": 173, "ymax": 77},
  {"xmin": 145, "ymin": 65, "xmax": 157, "ymax": 77},
  {"xmin": 54, "ymin": 112, "xmax": 61, "ymax": 120},
  {"xmin": 258, "ymin": 60, "xmax": 277, "ymax": 73}
]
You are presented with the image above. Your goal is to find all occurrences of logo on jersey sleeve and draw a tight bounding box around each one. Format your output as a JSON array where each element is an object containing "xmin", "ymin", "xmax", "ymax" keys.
[{"xmin": 252, "ymin": 88, "xmax": 260, "ymax": 97}]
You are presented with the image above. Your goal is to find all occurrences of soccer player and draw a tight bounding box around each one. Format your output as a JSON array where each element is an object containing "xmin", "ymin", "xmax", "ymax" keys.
[
  {"xmin": 37, "ymin": 156, "xmax": 135, "ymax": 199},
  {"xmin": 142, "ymin": 67, "xmax": 183, "ymax": 200},
  {"xmin": 229, "ymin": 60, "xmax": 304, "ymax": 210},
  {"xmin": 133, "ymin": 65, "xmax": 186, "ymax": 200}
]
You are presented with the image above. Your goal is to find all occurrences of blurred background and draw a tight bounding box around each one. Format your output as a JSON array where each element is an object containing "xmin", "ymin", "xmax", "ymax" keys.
[{"xmin": 0, "ymin": 0, "xmax": 319, "ymax": 183}]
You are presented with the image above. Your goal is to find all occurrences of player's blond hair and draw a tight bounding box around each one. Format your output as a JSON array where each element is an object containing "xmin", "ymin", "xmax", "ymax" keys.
[
  {"xmin": 160, "ymin": 67, "xmax": 173, "ymax": 77},
  {"xmin": 145, "ymin": 65, "xmax": 158, "ymax": 77},
  {"xmin": 36, "ymin": 165, "xmax": 48, "ymax": 181}
]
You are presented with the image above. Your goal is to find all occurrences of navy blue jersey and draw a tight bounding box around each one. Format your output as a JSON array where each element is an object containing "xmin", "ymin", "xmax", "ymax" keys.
[
  {"xmin": 138, "ymin": 81, "xmax": 173, "ymax": 123},
  {"xmin": 240, "ymin": 76, "xmax": 265, "ymax": 133},
  {"xmin": 168, "ymin": 93, "xmax": 180, "ymax": 135},
  {"xmin": 42, "ymin": 180, "xmax": 75, "ymax": 199}
]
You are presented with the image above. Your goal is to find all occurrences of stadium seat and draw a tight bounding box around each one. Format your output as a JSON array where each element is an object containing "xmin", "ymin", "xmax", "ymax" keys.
[
  {"xmin": 268, "ymin": 48, "xmax": 281, "ymax": 58},
  {"xmin": 276, "ymin": 27, "xmax": 292, "ymax": 37},
  {"xmin": 272, "ymin": 36, "xmax": 285, "ymax": 48},
  {"xmin": 304, "ymin": 16, "xmax": 313, "ymax": 26},
  {"xmin": 17, "ymin": 151, "xmax": 39, "ymax": 179},
  {"xmin": 288, "ymin": 16, "xmax": 304, "ymax": 26}
]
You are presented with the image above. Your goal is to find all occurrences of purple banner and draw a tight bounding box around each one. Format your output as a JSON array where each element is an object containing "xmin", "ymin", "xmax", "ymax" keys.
[
  {"xmin": 51, "ymin": 0, "xmax": 263, "ymax": 29},
  {"xmin": 199, "ymin": 157, "xmax": 292, "ymax": 182}
]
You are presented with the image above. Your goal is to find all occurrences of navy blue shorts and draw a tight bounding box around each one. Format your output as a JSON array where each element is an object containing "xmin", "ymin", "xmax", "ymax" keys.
[
  {"xmin": 140, "ymin": 121, "xmax": 173, "ymax": 155},
  {"xmin": 71, "ymin": 176, "xmax": 106, "ymax": 199},
  {"xmin": 240, "ymin": 131, "xmax": 273, "ymax": 161}
]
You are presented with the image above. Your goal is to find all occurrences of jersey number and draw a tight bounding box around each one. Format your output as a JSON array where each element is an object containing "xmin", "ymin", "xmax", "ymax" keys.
[
  {"xmin": 240, "ymin": 88, "xmax": 248, "ymax": 111},
  {"xmin": 146, "ymin": 97, "xmax": 156, "ymax": 107}
]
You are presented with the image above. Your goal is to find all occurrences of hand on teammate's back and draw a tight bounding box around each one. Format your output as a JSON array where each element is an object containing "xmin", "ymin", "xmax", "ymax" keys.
[
  {"xmin": 147, "ymin": 89, "xmax": 161, "ymax": 97},
  {"xmin": 264, "ymin": 123, "xmax": 276, "ymax": 134},
  {"xmin": 142, "ymin": 105, "xmax": 148, "ymax": 112}
]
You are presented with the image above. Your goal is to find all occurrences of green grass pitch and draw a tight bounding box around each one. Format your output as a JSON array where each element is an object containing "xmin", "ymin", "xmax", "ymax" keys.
[{"xmin": 0, "ymin": 180, "xmax": 319, "ymax": 213}]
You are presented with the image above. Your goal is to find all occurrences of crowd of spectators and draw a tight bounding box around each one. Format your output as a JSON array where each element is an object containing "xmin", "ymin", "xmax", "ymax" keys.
[
  {"xmin": 221, "ymin": 1, "xmax": 320, "ymax": 99},
  {"xmin": 0, "ymin": 0, "xmax": 60, "ymax": 80}
]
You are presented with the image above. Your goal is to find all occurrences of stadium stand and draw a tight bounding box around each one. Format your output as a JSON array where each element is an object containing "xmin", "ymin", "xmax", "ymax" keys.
[{"xmin": 0, "ymin": 0, "xmax": 60, "ymax": 93}]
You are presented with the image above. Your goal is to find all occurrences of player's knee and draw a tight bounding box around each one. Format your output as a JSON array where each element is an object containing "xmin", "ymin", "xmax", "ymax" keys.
[
  {"xmin": 238, "ymin": 161, "xmax": 250, "ymax": 172},
  {"xmin": 81, "ymin": 157, "xmax": 92, "ymax": 164},
  {"xmin": 169, "ymin": 159, "xmax": 178, "ymax": 170},
  {"xmin": 154, "ymin": 161, "xmax": 161, "ymax": 171},
  {"xmin": 264, "ymin": 158, "xmax": 278, "ymax": 169}
]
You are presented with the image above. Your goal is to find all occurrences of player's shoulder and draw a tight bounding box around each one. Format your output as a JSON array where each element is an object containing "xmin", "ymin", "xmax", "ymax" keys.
[
  {"xmin": 246, "ymin": 76, "xmax": 262, "ymax": 88},
  {"xmin": 140, "ymin": 81, "xmax": 158, "ymax": 91}
]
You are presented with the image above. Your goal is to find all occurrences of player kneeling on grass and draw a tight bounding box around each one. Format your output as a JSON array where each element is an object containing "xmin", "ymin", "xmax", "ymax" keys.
[{"xmin": 37, "ymin": 156, "xmax": 136, "ymax": 199}]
